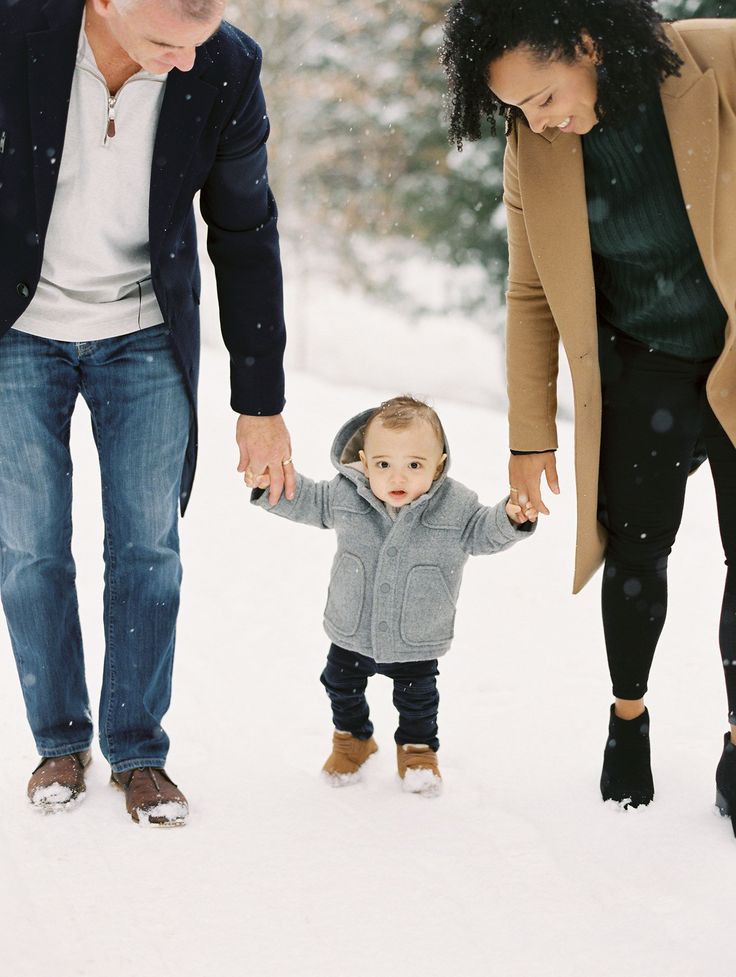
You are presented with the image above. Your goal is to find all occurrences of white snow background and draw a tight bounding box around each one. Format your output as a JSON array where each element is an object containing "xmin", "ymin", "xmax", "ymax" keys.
[{"xmin": 0, "ymin": 251, "xmax": 733, "ymax": 977}]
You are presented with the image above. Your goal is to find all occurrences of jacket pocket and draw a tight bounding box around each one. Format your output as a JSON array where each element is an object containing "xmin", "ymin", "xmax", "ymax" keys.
[
  {"xmin": 400, "ymin": 566, "xmax": 455, "ymax": 646},
  {"xmin": 324, "ymin": 553, "xmax": 365, "ymax": 637}
]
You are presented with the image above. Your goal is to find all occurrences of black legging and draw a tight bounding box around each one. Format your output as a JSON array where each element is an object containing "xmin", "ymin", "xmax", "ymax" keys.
[{"xmin": 598, "ymin": 324, "xmax": 736, "ymax": 723}]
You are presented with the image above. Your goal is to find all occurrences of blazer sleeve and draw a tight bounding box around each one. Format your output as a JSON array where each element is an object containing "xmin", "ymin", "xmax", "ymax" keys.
[
  {"xmin": 200, "ymin": 42, "xmax": 286, "ymax": 418},
  {"xmin": 459, "ymin": 494, "xmax": 536, "ymax": 556},
  {"xmin": 504, "ymin": 125, "xmax": 560, "ymax": 452},
  {"xmin": 250, "ymin": 472, "xmax": 336, "ymax": 529}
]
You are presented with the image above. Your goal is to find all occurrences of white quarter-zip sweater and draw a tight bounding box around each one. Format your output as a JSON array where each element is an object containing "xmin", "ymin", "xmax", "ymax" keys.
[{"xmin": 14, "ymin": 16, "xmax": 167, "ymax": 341}]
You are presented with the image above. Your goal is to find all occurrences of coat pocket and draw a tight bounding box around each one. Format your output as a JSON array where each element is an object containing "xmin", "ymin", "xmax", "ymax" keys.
[
  {"xmin": 400, "ymin": 566, "xmax": 455, "ymax": 646},
  {"xmin": 324, "ymin": 553, "xmax": 365, "ymax": 637}
]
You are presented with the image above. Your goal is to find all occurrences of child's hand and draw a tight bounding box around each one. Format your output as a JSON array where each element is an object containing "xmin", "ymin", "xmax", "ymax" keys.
[{"xmin": 506, "ymin": 498, "xmax": 538, "ymax": 525}]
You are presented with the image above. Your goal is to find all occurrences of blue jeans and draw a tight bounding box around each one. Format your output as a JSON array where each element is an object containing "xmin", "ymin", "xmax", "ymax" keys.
[
  {"xmin": 320, "ymin": 644, "xmax": 440, "ymax": 751},
  {"xmin": 0, "ymin": 325, "xmax": 190, "ymax": 772}
]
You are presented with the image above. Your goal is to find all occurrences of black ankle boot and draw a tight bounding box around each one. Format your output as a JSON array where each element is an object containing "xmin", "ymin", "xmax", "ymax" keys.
[
  {"xmin": 715, "ymin": 733, "xmax": 736, "ymax": 838},
  {"xmin": 600, "ymin": 704, "xmax": 654, "ymax": 808}
]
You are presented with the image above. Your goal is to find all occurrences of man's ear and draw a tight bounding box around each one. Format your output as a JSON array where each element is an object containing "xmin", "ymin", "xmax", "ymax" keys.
[
  {"xmin": 359, "ymin": 449, "xmax": 369, "ymax": 475},
  {"xmin": 434, "ymin": 453, "xmax": 448, "ymax": 480}
]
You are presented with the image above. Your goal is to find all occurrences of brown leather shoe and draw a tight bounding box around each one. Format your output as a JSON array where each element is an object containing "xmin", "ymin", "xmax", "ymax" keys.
[
  {"xmin": 27, "ymin": 750, "xmax": 92, "ymax": 811},
  {"xmin": 110, "ymin": 767, "xmax": 189, "ymax": 826}
]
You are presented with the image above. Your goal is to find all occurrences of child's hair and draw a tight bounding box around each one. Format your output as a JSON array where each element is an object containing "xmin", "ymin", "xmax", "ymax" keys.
[
  {"xmin": 439, "ymin": 0, "xmax": 683, "ymax": 147},
  {"xmin": 363, "ymin": 396, "xmax": 445, "ymax": 447}
]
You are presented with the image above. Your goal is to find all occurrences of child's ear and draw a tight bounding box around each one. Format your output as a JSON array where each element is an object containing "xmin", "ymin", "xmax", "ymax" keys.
[
  {"xmin": 434, "ymin": 453, "xmax": 448, "ymax": 480},
  {"xmin": 359, "ymin": 449, "xmax": 369, "ymax": 475}
]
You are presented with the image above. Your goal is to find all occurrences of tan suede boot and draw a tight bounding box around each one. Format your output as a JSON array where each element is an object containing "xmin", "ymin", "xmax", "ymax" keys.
[
  {"xmin": 322, "ymin": 730, "xmax": 378, "ymax": 785},
  {"xmin": 397, "ymin": 744, "xmax": 442, "ymax": 797}
]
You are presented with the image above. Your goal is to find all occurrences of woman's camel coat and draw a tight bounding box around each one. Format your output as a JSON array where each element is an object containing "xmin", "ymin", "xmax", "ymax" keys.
[{"xmin": 503, "ymin": 19, "xmax": 736, "ymax": 593}]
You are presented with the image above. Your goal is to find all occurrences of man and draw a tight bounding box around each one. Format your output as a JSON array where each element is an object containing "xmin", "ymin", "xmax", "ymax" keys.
[{"xmin": 0, "ymin": 0, "xmax": 294, "ymax": 825}]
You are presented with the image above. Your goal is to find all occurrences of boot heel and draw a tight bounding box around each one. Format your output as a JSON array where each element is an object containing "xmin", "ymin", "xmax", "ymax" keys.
[{"xmin": 715, "ymin": 789, "xmax": 731, "ymax": 817}]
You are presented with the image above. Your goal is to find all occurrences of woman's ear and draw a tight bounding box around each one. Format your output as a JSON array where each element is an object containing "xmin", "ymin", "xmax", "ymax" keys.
[{"xmin": 580, "ymin": 30, "xmax": 601, "ymax": 65}]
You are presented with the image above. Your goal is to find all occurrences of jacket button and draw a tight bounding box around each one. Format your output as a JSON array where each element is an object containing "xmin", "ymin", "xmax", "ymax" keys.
[
  {"xmin": 387, "ymin": 546, "xmax": 397, "ymax": 557},
  {"xmin": 16, "ymin": 282, "xmax": 30, "ymax": 299},
  {"xmin": 380, "ymin": 583, "xmax": 390, "ymax": 594},
  {"xmin": 378, "ymin": 621, "xmax": 388, "ymax": 632}
]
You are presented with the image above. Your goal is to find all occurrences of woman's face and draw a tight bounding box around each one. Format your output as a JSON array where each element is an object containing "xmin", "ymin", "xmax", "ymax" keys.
[{"xmin": 487, "ymin": 44, "xmax": 599, "ymax": 136}]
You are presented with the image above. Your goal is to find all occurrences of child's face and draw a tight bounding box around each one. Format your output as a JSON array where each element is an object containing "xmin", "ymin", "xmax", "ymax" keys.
[{"xmin": 359, "ymin": 419, "xmax": 447, "ymax": 507}]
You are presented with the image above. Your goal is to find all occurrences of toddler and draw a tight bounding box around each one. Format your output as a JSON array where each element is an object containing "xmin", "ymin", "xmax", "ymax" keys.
[{"xmin": 251, "ymin": 396, "xmax": 537, "ymax": 796}]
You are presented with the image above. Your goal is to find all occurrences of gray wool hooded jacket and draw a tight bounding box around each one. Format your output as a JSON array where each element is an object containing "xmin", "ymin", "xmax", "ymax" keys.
[{"xmin": 251, "ymin": 408, "xmax": 535, "ymax": 663}]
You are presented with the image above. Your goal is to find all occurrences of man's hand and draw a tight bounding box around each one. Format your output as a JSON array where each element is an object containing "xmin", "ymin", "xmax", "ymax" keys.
[
  {"xmin": 236, "ymin": 414, "xmax": 296, "ymax": 505},
  {"xmin": 508, "ymin": 451, "xmax": 560, "ymax": 517}
]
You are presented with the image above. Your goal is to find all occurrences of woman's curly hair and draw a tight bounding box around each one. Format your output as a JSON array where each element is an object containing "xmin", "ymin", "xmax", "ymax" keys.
[{"xmin": 439, "ymin": 0, "xmax": 684, "ymax": 147}]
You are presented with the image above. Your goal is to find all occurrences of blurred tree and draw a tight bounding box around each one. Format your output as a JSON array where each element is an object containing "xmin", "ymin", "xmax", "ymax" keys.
[
  {"xmin": 225, "ymin": 0, "xmax": 733, "ymax": 324},
  {"xmin": 659, "ymin": 0, "xmax": 735, "ymax": 14},
  {"xmin": 226, "ymin": 0, "xmax": 505, "ymax": 318}
]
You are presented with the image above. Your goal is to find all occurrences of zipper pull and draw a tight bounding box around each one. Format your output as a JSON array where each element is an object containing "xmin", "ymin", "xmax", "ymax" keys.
[
  {"xmin": 0, "ymin": 131, "xmax": 6, "ymax": 153},
  {"xmin": 106, "ymin": 96, "xmax": 117, "ymax": 139}
]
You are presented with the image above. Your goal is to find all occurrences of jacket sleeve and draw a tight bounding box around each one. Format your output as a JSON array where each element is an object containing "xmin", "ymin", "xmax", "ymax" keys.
[
  {"xmin": 460, "ymin": 495, "xmax": 536, "ymax": 556},
  {"xmin": 504, "ymin": 125, "xmax": 560, "ymax": 451},
  {"xmin": 200, "ymin": 41, "xmax": 286, "ymax": 418},
  {"xmin": 250, "ymin": 472, "xmax": 336, "ymax": 529}
]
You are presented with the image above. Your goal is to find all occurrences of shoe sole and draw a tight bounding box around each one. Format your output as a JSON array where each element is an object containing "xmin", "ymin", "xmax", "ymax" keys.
[
  {"xmin": 400, "ymin": 768, "xmax": 442, "ymax": 798},
  {"xmin": 29, "ymin": 789, "xmax": 87, "ymax": 814},
  {"xmin": 715, "ymin": 790, "xmax": 736, "ymax": 838}
]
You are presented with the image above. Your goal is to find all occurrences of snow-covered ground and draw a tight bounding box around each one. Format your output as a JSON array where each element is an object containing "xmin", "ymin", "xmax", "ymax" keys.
[{"xmin": 1, "ymin": 294, "xmax": 733, "ymax": 977}]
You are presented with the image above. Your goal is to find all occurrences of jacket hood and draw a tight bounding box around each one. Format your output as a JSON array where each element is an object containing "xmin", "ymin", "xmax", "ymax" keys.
[{"xmin": 329, "ymin": 407, "xmax": 451, "ymax": 507}]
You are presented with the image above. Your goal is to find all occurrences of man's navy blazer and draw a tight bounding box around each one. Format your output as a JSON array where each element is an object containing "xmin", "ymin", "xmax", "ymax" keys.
[{"xmin": 0, "ymin": 0, "xmax": 286, "ymax": 511}]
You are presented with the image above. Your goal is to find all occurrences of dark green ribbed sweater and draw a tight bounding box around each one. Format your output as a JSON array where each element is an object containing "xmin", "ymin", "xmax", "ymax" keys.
[{"xmin": 582, "ymin": 97, "xmax": 726, "ymax": 359}]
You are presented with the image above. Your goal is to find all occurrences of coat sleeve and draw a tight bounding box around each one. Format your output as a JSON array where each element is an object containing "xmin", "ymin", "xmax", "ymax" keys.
[
  {"xmin": 504, "ymin": 125, "xmax": 560, "ymax": 451},
  {"xmin": 250, "ymin": 472, "xmax": 336, "ymax": 529},
  {"xmin": 200, "ymin": 40, "xmax": 286, "ymax": 418},
  {"xmin": 459, "ymin": 495, "xmax": 536, "ymax": 556}
]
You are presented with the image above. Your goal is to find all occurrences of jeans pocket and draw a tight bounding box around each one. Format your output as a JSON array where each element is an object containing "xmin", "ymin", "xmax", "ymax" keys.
[
  {"xmin": 324, "ymin": 553, "xmax": 365, "ymax": 637},
  {"xmin": 400, "ymin": 566, "xmax": 455, "ymax": 647}
]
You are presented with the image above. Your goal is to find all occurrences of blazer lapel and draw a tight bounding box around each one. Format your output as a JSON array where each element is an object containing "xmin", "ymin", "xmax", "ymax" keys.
[
  {"xmin": 26, "ymin": 0, "xmax": 83, "ymax": 232},
  {"xmin": 660, "ymin": 24, "xmax": 719, "ymax": 276},
  {"xmin": 516, "ymin": 127, "xmax": 598, "ymax": 354},
  {"xmin": 149, "ymin": 49, "xmax": 218, "ymax": 265}
]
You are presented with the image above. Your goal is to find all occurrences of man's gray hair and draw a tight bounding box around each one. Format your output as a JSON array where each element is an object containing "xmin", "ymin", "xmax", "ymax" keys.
[{"xmin": 117, "ymin": 0, "xmax": 224, "ymax": 23}]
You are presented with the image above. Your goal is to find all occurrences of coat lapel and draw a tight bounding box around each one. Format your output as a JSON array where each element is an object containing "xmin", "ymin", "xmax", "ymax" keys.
[
  {"xmin": 26, "ymin": 0, "xmax": 83, "ymax": 232},
  {"xmin": 516, "ymin": 127, "xmax": 598, "ymax": 355},
  {"xmin": 149, "ymin": 50, "xmax": 218, "ymax": 265},
  {"xmin": 660, "ymin": 24, "xmax": 719, "ymax": 277}
]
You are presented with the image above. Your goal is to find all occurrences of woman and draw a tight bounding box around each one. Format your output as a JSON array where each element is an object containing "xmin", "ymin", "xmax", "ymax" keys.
[{"xmin": 441, "ymin": 0, "xmax": 736, "ymax": 831}]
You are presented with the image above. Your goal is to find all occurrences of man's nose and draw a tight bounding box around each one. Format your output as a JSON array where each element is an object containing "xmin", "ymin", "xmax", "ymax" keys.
[{"xmin": 172, "ymin": 47, "xmax": 197, "ymax": 72}]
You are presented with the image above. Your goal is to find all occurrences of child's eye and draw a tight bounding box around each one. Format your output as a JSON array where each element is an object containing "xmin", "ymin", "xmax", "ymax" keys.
[
  {"xmin": 409, "ymin": 462, "xmax": 421, "ymax": 470},
  {"xmin": 377, "ymin": 461, "xmax": 389, "ymax": 470},
  {"xmin": 541, "ymin": 94, "xmax": 553, "ymax": 107}
]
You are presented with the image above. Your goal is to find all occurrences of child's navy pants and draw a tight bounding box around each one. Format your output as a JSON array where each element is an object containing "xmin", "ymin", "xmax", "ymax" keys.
[{"xmin": 320, "ymin": 643, "xmax": 440, "ymax": 751}]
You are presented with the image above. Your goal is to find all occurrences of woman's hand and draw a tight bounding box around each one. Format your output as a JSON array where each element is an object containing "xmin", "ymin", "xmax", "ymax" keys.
[{"xmin": 508, "ymin": 451, "xmax": 560, "ymax": 516}]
